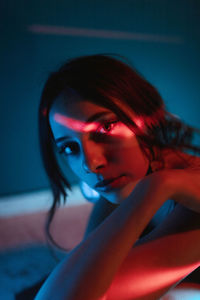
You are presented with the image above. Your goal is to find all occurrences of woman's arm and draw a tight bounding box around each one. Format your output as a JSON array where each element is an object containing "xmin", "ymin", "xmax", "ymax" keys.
[
  {"xmin": 107, "ymin": 230, "xmax": 200, "ymax": 300},
  {"xmin": 84, "ymin": 197, "xmax": 118, "ymax": 238},
  {"xmin": 35, "ymin": 172, "xmax": 170, "ymax": 300},
  {"xmin": 107, "ymin": 204, "xmax": 200, "ymax": 300},
  {"xmin": 35, "ymin": 169, "xmax": 200, "ymax": 300},
  {"xmin": 168, "ymin": 168, "xmax": 200, "ymax": 212}
]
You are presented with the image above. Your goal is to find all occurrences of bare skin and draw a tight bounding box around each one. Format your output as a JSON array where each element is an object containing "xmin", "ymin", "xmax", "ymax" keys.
[
  {"xmin": 36, "ymin": 94, "xmax": 200, "ymax": 300},
  {"xmin": 85, "ymin": 149, "xmax": 200, "ymax": 299},
  {"xmin": 35, "ymin": 166, "xmax": 200, "ymax": 300},
  {"xmin": 49, "ymin": 94, "xmax": 150, "ymax": 204},
  {"xmin": 35, "ymin": 157, "xmax": 200, "ymax": 300}
]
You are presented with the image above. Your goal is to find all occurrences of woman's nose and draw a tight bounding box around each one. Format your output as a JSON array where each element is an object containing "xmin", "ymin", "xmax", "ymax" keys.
[{"xmin": 81, "ymin": 139, "xmax": 107, "ymax": 173}]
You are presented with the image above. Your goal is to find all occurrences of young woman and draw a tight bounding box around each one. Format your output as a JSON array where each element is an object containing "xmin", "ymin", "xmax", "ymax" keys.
[{"xmin": 36, "ymin": 54, "xmax": 200, "ymax": 300}]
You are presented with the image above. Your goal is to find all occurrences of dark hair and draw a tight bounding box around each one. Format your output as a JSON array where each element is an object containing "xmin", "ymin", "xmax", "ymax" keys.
[{"xmin": 38, "ymin": 54, "xmax": 200, "ymax": 249}]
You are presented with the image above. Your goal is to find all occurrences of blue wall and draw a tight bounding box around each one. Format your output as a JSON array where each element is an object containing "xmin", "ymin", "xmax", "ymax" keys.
[{"xmin": 0, "ymin": 0, "xmax": 200, "ymax": 196}]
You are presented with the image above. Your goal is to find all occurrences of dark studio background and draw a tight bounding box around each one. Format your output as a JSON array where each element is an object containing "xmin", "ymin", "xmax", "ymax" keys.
[{"xmin": 0, "ymin": 1, "xmax": 200, "ymax": 299}]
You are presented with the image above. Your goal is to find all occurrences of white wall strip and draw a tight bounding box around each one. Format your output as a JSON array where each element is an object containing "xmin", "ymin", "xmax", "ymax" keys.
[
  {"xmin": 28, "ymin": 24, "xmax": 184, "ymax": 44},
  {"xmin": 0, "ymin": 186, "xmax": 87, "ymax": 217}
]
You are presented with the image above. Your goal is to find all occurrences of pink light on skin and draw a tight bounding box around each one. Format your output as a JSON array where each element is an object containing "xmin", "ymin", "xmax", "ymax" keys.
[
  {"xmin": 108, "ymin": 261, "xmax": 200, "ymax": 300},
  {"xmin": 107, "ymin": 229, "xmax": 200, "ymax": 300},
  {"xmin": 54, "ymin": 113, "xmax": 87, "ymax": 132},
  {"xmin": 84, "ymin": 122, "xmax": 99, "ymax": 133},
  {"xmin": 53, "ymin": 113, "xmax": 135, "ymax": 138},
  {"xmin": 110, "ymin": 123, "xmax": 133, "ymax": 138}
]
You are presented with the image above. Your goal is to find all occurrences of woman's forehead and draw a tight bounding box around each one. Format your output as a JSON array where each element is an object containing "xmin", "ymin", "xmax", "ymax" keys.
[
  {"xmin": 49, "ymin": 94, "xmax": 114, "ymax": 122},
  {"xmin": 49, "ymin": 94, "xmax": 118, "ymax": 140},
  {"xmin": 49, "ymin": 92, "xmax": 137, "ymax": 122}
]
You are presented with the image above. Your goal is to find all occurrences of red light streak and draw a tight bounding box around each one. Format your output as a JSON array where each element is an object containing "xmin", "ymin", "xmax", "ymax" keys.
[
  {"xmin": 54, "ymin": 113, "xmax": 86, "ymax": 132},
  {"xmin": 108, "ymin": 261, "xmax": 200, "ymax": 299},
  {"xmin": 53, "ymin": 113, "xmax": 136, "ymax": 138}
]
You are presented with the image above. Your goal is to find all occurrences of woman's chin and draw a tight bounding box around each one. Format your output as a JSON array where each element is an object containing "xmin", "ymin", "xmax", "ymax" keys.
[{"xmin": 101, "ymin": 180, "xmax": 139, "ymax": 205}]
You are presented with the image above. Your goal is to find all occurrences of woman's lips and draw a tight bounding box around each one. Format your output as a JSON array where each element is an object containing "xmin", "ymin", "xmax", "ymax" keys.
[{"xmin": 95, "ymin": 175, "xmax": 129, "ymax": 191}]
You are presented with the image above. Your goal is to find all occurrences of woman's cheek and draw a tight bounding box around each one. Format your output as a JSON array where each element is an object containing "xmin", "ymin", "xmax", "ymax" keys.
[{"xmin": 66, "ymin": 157, "xmax": 83, "ymax": 178}]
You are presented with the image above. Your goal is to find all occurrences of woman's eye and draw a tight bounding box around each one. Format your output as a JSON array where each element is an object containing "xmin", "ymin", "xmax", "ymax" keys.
[
  {"xmin": 59, "ymin": 142, "xmax": 79, "ymax": 156},
  {"xmin": 97, "ymin": 120, "xmax": 119, "ymax": 134}
]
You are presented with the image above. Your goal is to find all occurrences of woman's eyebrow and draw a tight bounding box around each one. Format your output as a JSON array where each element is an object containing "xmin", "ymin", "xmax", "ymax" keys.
[
  {"xmin": 85, "ymin": 111, "xmax": 112, "ymax": 123},
  {"xmin": 54, "ymin": 111, "xmax": 113, "ymax": 144}
]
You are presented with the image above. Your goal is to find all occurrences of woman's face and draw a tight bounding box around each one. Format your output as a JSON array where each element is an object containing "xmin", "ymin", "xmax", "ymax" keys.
[{"xmin": 49, "ymin": 93, "xmax": 149, "ymax": 204}]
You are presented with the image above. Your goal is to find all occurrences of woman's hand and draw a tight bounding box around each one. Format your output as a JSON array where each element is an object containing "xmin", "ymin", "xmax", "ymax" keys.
[{"xmin": 157, "ymin": 168, "xmax": 200, "ymax": 213}]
